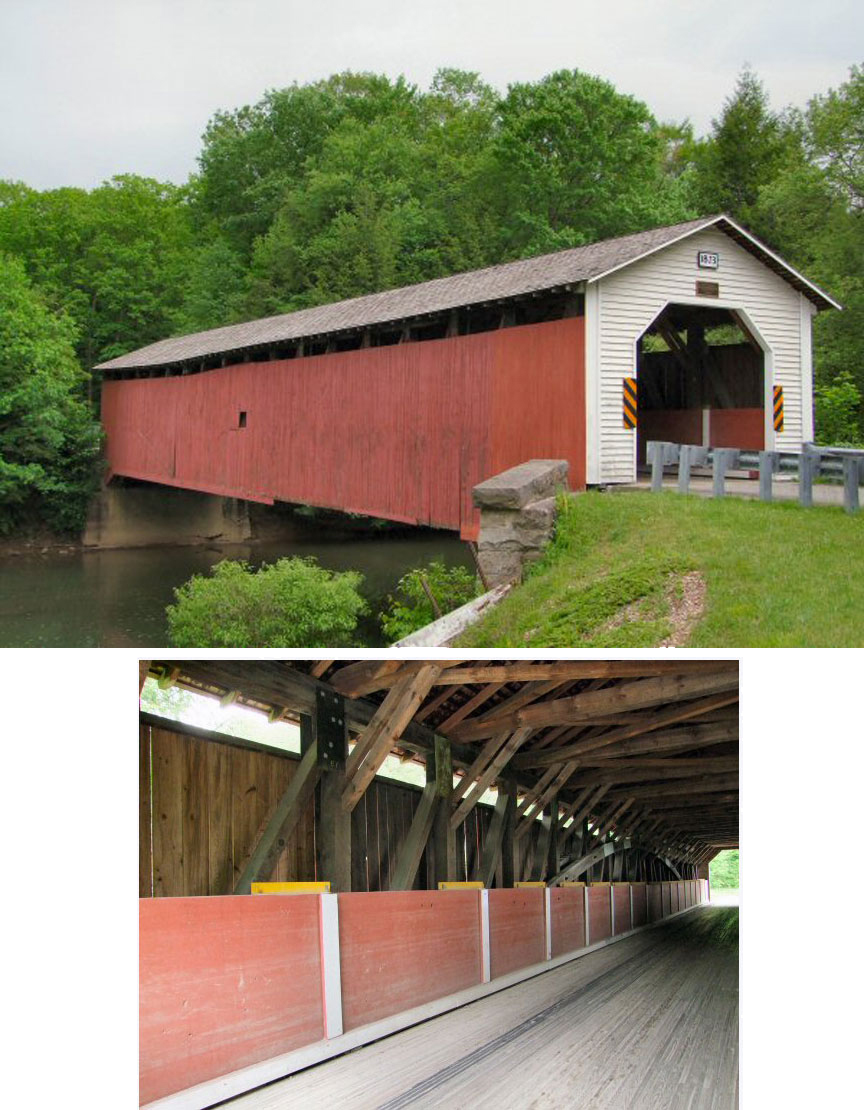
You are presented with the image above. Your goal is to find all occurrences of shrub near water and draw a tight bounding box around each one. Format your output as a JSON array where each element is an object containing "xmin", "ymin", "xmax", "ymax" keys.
[
  {"xmin": 380, "ymin": 560, "xmax": 479, "ymax": 642},
  {"xmin": 166, "ymin": 557, "xmax": 368, "ymax": 647}
]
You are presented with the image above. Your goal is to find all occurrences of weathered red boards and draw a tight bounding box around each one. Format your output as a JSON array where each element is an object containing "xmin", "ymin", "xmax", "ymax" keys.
[
  {"xmin": 102, "ymin": 317, "xmax": 586, "ymax": 540},
  {"xmin": 139, "ymin": 895, "xmax": 326, "ymax": 1105}
]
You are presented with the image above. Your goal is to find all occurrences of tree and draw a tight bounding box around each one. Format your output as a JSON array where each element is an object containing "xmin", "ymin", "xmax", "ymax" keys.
[
  {"xmin": 0, "ymin": 175, "xmax": 196, "ymax": 369},
  {"xmin": 0, "ymin": 255, "xmax": 102, "ymax": 534},
  {"xmin": 814, "ymin": 371, "xmax": 863, "ymax": 445},
  {"xmin": 806, "ymin": 63, "xmax": 864, "ymax": 210},
  {"xmin": 691, "ymin": 67, "xmax": 800, "ymax": 225},
  {"xmin": 708, "ymin": 850, "xmax": 739, "ymax": 889},
  {"xmin": 166, "ymin": 557, "xmax": 368, "ymax": 647},
  {"xmin": 490, "ymin": 70, "xmax": 692, "ymax": 256}
]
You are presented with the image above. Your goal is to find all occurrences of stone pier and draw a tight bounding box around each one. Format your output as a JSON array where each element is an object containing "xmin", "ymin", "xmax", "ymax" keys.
[
  {"xmin": 83, "ymin": 483, "xmax": 252, "ymax": 549},
  {"xmin": 472, "ymin": 459, "xmax": 570, "ymax": 587}
]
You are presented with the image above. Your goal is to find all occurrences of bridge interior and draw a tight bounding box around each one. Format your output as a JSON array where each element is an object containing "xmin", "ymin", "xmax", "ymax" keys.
[
  {"xmin": 139, "ymin": 658, "xmax": 739, "ymax": 1109},
  {"xmin": 226, "ymin": 905, "xmax": 738, "ymax": 1110}
]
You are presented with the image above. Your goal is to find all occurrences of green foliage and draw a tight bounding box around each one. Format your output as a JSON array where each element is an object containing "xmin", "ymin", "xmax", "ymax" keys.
[
  {"xmin": 689, "ymin": 66, "xmax": 802, "ymax": 225},
  {"xmin": 0, "ymin": 255, "xmax": 102, "ymax": 534},
  {"xmin": 814, "ymin": 371, "xmax": 863, "ymax": 445},
  {"xmin": 709, "ymin": 850, "xmax": 739, "ymax": 890},
  {"xmin": 166, "ymin": 556, "xmax": 368, "ymax": 647},
  {"xmin": 0, "ymin": 175, "xmax": 196, "ymax": 368},
  {"xmin": 492, "ymin": 70, "xmax": 692, "ymax": 255},
  {"xmin": 380, "ymin": 560, "xmax": 478, "ymax": 642}
]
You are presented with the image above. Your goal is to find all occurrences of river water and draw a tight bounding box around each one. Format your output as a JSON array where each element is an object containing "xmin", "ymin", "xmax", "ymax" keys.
[{"xmin": 0, "ymin": 526, "xmax": 471, "ymax": 647}]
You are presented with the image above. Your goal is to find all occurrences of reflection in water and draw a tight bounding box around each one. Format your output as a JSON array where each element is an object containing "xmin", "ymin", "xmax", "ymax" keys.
[{"xmin": 0, "ymin": 528, "xmax": 471, "ymax": 647}]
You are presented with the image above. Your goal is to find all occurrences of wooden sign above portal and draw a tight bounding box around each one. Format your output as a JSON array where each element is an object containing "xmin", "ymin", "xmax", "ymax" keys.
[{"xmin": 696, "ymin": 280, "xmax": 720, "ymax": 297}]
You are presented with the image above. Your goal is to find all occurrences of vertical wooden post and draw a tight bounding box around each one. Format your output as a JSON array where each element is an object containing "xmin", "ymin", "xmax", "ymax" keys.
[
  {"xmin": 429, "ymin": 735, "xmax": 456, "ymax": 886},
  {"xmin": 500, "ymin": 775, "xmax": 517, "ymax": 888},
  {"xmin": 546, "ymin": 794, "xmax": 560, "ymax": 881},
  {"xmin": 314, "ymin": 696, "xmax": 352, "ymax": 892}
]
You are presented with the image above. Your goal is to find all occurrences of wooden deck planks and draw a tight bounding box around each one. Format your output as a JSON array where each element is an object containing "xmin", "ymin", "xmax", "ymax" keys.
[{"xmin": 221, "ymin": 906, "xmax": 738, "ymax": 1110}]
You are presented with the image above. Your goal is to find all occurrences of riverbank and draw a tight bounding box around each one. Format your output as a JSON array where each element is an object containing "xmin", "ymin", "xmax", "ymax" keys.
[
  {"xmin": 456, "ymin": 490, "xmax": 864, "ymax": 648},
  {"xmin": 0, "ymin": 520, "xmax": 471, "ymax": 647}
]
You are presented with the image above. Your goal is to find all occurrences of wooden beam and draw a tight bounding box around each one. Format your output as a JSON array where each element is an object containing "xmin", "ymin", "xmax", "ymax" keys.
[
  {"xmin": 429, "ymin": 735, "xmax": 457, "ymax": 885},
  {"xmin": 436, "ymin": 683, "xmax": 505, "ymax": 732},
  {"xmin": 452, "ymin": 672, "xmax": 738, "ymax": 743},
  {"xmin": 571, "ymin": 756, "xmax": 738, "ymax": 785},
  {"xmin": 150, "ymin": 660, "xmax": 476, "ymax": 766},
  {"xmin": 474, "ymin": 788, "xmax": 510, "ymax": 887},
  {"xmin": 550, "ymin": 837, "xmax": 631, "ymax": 886},
  {"xmin": 510, "ymin": 692, "xmax": 739, "ymax": 768},
  {"xmin": 450, "ymin": 727, "xmax": 533, "ymax": 829},
  {"xmin": 386, "ymin": 660, "xmax": 738, "ymax": 688},
  {"xmin": 452, "ymin": 729, "xmax": 512, "ymax": 806},
  {"xmin": 329, "ymin": 659, "xmax": 463, "ymax": 698},
  {"xmin": 342, "ymin": 665, "xmax": 441, "ymax": 812},
  {"xmin": 579, "ymin": 722, "xmax": 737, "ymax": 760},
  {"xmin": 390, "ymin": 784, "xmax": 439, "ymax": 891},
  {"xmin": 233, "ymin": 741, "xmax": 321, "ymax": 894},
  {"xmin": 515, "ymin": 760, "xmax": 579, "ymax": 837}
]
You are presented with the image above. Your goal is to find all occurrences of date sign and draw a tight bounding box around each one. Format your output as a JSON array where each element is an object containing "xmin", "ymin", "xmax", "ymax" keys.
[{"xmin": 697, "ymin": 250, "xmax": 720, "ymax": 270}]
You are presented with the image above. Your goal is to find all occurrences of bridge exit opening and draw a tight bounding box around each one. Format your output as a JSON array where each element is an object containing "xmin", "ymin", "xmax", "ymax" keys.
[{"xmin": 636, "ymin": 303, "xmax": 766, "ymax": 468}]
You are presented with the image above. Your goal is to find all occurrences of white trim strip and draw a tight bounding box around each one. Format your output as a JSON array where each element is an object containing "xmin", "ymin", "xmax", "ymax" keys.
[{"xmin": 319, "ymin": 893, "xmax": 343, "ymax": 1040}]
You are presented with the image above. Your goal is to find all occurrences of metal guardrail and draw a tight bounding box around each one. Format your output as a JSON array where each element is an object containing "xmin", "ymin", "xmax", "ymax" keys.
[{"xmin": 646, "ymin": 441, "xmax": 864, "ymax": 514}]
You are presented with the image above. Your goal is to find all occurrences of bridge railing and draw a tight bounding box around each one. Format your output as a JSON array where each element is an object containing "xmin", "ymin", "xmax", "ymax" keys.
[{"xmin": 645, "ymin": 440, "xmax": 864, "ymax": 514}]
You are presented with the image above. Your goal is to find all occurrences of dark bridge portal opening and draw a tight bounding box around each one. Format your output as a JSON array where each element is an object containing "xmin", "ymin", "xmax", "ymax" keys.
[{"xmin": 636, "ymin": 303, "xmax": 765, "ymax": 467}]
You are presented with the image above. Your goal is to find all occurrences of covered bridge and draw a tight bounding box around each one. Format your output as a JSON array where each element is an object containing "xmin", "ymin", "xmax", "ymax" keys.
[
  {"xmin": 139, "ymin": 658, "xmax": 739, "ymax": 1107},
  {"xmin": 103, "ymin": 216, "xmax": 836, "ymax": 539}
]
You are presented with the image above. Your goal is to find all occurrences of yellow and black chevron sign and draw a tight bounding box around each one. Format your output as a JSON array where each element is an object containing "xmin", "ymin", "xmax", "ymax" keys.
[
  {"xmin": 773, "ymin": 385, "xmax": 784, "ymax": 432},
  {"xmin": 623, "ymin": 377, "xmax": 638, "ymax": 429}
]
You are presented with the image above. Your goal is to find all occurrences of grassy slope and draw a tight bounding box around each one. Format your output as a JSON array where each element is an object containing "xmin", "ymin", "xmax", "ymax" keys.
[{"xmin": 458, "ymin": 490, "xmax": 864, "ymax": 648}]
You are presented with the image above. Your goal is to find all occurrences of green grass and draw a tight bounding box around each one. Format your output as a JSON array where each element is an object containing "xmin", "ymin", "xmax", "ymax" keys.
[{"xmin": 458, "ymin": 490, "xmax": 864, "ymax": 647}]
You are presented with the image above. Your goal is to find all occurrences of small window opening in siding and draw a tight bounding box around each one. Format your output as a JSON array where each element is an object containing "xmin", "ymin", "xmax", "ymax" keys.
[{"xmin": 238, "ymin": 410, "xmax": 247, "ymax": 428}]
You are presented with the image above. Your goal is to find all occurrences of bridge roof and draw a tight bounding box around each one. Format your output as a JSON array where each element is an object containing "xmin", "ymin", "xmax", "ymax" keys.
[
  {"xmin": 147, "ymin": 658, "xmax": 739, "ymax": 864},
  {"xmin": 98, "ymin": 214, "xmax": 837, "ymax": 372}
]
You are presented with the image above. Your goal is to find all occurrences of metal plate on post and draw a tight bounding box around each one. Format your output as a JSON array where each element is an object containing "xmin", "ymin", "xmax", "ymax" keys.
[{"xmin": 315, "ymin": 687, "xmax": 347, "ymax": 770}]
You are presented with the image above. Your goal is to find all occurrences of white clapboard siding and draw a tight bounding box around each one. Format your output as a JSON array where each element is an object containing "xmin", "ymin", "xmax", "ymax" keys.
[{"xmin": 590, "ymin": 227, "xmax": 814, "ymax": 484}]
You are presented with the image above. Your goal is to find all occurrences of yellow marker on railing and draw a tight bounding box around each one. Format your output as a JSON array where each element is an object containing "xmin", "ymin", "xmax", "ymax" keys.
[
  {"xmin": 560, "ymin": 881, "xmax": 586, "ymax": 887},
  {"xmin": 251, "ymin": 881, "xmax": 331, "ymax": 894},
  {"xmin": 514, "ymin": 881, "xmax": 546, "ymax": 888},
  {"xmin": 437, "ymin": 881, "xmax": 484, "ymax": 890}
]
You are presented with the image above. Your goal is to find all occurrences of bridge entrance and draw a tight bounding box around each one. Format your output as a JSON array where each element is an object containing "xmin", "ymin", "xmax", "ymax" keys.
[{"xmin": 636, "ymin": 302, "xmax": 767, "ymax": 468}]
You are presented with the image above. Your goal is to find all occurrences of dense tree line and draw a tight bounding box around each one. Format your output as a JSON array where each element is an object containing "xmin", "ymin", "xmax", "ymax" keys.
[{"xmin": 1, "ymin": 64, "xmax": 861, "ymax": 533}]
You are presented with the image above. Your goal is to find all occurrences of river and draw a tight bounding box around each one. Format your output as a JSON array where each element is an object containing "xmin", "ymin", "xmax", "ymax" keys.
[{"xmin": 0, "ymin": 525, "xmax": 472, "ymax": 647}]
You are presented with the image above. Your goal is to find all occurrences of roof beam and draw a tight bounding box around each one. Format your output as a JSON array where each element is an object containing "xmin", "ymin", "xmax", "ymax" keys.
[
  {"xmin": 453, "ymin": 672, "xmax": 738, "ymax": 743},
  {"xmin": 511, "ymin": 691, "xmax": 738, "ymax": 768}
]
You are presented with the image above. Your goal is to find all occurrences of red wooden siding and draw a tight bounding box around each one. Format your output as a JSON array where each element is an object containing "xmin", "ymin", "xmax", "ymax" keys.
[
  {"xmin": 587, "ymin": 886, "xmax": 612, "ymax": 943},
  {"xmin": 337, "ymin": 891, "xmax": 483, "ymax": 1031},
  {"xmin": 488, "ymin": 889, "xmax": 546, "ymax": 978},
  {"xmin": 632, "ymin": 883, "xmax": 648, "ymax": 927},
  {"xmin": 710, "ymin": 407, "xmax": 764, "ymax": 449},
  {"xmin": 102, "ymin": 318, "xmax": 586, "ymax": 538},
  {"xmin": 612, "ymin": 884, "xmax": 632, "ymax": 934},
  {"xmin": 139, "ymin": 895, "xmax": 324, "ymax": 1105},
  {"xmin": 647, "ymin": 883, "xmax": 661, "ymax": 923},
  {"xmin": 550, "ymin": 887, "xmax": 586, "ymax": 957}
]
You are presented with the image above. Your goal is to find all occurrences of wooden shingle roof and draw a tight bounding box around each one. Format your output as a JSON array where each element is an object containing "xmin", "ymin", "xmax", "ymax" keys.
[{"xmin": 99, "ymin": 214, "xmax": 838, "ymax": 372}]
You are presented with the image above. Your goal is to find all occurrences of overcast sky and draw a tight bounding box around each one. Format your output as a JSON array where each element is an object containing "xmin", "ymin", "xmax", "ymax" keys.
[{"xmin": 1, "ymin": 0, "xmax": 861, "ymax": 191}]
